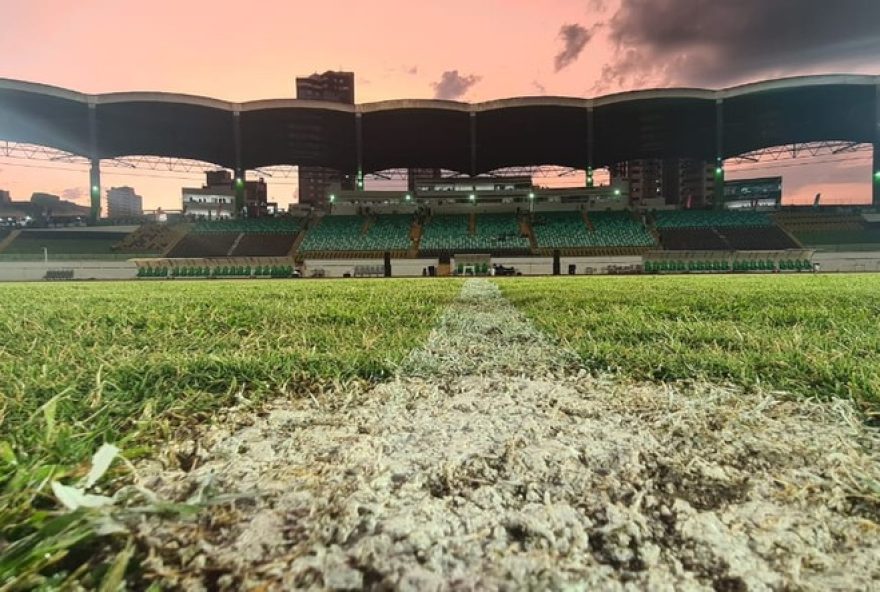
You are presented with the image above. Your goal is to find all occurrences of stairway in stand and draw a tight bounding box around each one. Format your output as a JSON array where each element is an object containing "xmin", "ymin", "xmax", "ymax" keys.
[{"xmin": 0, "ymin": 229, "xmax": 21, "ymax": 254}]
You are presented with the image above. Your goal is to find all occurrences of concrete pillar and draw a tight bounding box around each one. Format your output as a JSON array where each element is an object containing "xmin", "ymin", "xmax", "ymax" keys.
[
  {"xmin": 469, "ymin": 111, "xmax": 477, "ymax": 177},
  {"xmin": 89, "ymin": 159, "xmax": 101, "ymax": 222},
  {"xmin": 88, "ymin": 103, "xmax": 100, "ymax": 222},
  {"xmin": 355, "ymin": 112, "xmax": 364, "ymax": 191},
  {"xmin": 586, "ymin": 105, "xmax": 595, "ymax": 187},
  {"xmin": 714, "ymin": 99, "xmax": 725, "ymax": 209},
  {"xmin": 233, "ymin": 112, "xmax": 245, "ymax": 216},
  {"xmin": 874, "ymin": 83, "xmax": 880, "ymax": 207}
]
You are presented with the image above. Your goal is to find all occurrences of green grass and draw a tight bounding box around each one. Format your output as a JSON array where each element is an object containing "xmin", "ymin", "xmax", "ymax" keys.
[
  {"xmin": 497, "ymin": 274, "xmax": 880, "ymax": 412},
  {"xmin": 0, "ymin": 278, "xmax": 461, "ymax": 589}
]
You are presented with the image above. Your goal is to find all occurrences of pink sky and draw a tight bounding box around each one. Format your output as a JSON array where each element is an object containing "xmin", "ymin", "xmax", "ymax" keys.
[{"xmin": 0, "ymin": 0, "xmax": 875, "ymax": 210}]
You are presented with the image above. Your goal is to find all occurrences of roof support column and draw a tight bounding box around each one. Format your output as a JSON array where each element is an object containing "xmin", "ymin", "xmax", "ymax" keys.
[
  {"xmin": 586, "ymin": 106, "xmax": 595, "ymax": 188},
  {"xmin": 233, "ymin": 111, "xmax": 245, "ymax": 217},
  {"xmin": 874, "ymin": 83, "xmax": 880, "ymax": 207},
  {"xmin": 469, "ymin": 111, "xmax": 477, "ymax": 177},
  {"xmin": 356, "ymin": 112, "xmax": 364, "ymax": 191},
  {"xmin": 88, "ymin": 102, "xmax": 100, "ymax": 223},
  {"xmin": 714, "ymin": 99, "xmax": 725, "ymax": 210}
]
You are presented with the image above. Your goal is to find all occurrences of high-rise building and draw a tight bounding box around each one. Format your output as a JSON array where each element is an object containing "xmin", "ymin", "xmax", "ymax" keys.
[
  {"xmin": 611, "ymin": 158, "xmax": 714, "ymax": 207},
  {"xmin": 295, "ymin": 70, "xmax": 355, "ymax": 103},
  {"xmin": 295, "ymin": 71, "xmax": 356, "ymax": 207},
  {"xmin": 106, "ymin": 186, "xmax": 144, "ymax": 219},
  {"xmin": 244, "ymin": 179, "xmax": 268, "ymax": 218}
]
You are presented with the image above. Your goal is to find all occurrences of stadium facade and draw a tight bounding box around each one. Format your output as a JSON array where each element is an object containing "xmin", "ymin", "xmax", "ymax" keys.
[{"xmin": 0, "ymin": 74, "xmax": 878, "ymax": 220}]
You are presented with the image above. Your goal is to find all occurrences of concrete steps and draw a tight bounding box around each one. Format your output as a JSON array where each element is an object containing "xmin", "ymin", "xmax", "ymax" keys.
[{"xmin": 0, "ymin": 229, "xmax": 21, "ymax": 254}]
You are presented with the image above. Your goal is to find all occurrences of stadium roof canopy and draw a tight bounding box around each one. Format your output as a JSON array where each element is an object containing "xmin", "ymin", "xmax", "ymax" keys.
[{"xmin": 0, "ymin": 74, "xmax": 876, "ymax": 174}]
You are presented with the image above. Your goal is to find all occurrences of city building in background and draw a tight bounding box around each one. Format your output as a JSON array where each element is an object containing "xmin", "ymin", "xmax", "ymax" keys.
[
  {"xmin": 723, "ymin": 177, "xmax": 783, "ymax": 209},
  {"xmin": 181, "ymin": 171, "xmax": 268, "ymax": 219},
  {"xmin": 182, "ymin": 171, "xmax": 236, "ymax": 219},
  {"xmin": 407, "ymin": 168, "xmax": 443, "ymax": 193},
  {"xmin": 244, "ymin": 179, "xmax": 268, "ymax": 218},
  {"xmin": 295, "ymin": 70, "xmax": 356, "ymax": 207},
  {"xmin": 0, "ymin": 190, "xmax": 89, "ymax": 225},
  {"xmin": 106, "ymin": 186, "xmax": 143, "ymax": 219},
  {"xmin": 611, "ymin": 159, "xmax": 714, "ymax": 208}
]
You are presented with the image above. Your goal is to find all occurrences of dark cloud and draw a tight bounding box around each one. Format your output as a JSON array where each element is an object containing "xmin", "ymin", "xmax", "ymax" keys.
[
  {"xmin": 432, "ymin": 70, "xmax": 481, "ymax": 100},
  {"xmin": 598, "ymin": 0, "xmax": 880, "ymax": 91},
  {"xmin": 532, "ymin": 80, "xmax": 547, "ymax": 95},
  {"xmin": 554, "ymin": 23, "xmax": 595, "ymax": 72}
]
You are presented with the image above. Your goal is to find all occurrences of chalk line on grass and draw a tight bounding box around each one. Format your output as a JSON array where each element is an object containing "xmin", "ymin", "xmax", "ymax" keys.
[{"xmin": 136, "ymin": 279, "xmax": 880, "ymax": 591}]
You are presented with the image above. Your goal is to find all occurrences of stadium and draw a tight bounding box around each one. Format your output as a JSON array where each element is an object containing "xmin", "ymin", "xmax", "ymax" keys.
[{"xmin": 2, "ymin": 72, "xmax": 880, "ymax": 589}]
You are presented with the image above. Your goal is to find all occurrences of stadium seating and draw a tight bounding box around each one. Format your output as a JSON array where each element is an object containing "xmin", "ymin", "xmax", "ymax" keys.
[
  {"xmin": 717, "ymin": 227, "xmax": 799, "ymax": 250},
  {"xmin": 654, "ymin": 210, "xmax": 772, "ymax": 228},
  {"xmin": 659, "ymin": 228, "xmax": 728, "ymax": 250},
  {"xmin": 299, "ymin": 214, "xmax": 412, "ymax": 252},
  {"xmin": 589, "ymin": 211, "xmax": 655, "ymax": 247},
  {"xmin": 112, "ymin": 223, "xmax": 182, "ymax": 254},
  {"xmin": 419, "ymin": 215, "xmax": 472, "ymax": 252},
  {"xmin": 1, "ymin": 230, "xmax": 131, "ymax": 257},
  {"xmin": 43, "ymin": 269, "xmax": 74, "ymax": 280},
  {"xmin": 532, "ymin": 211, "xmax": 654, "ymax": 249},
  {"xmin": 193, "ymin": 218, "xmax": 303, "ymax": 234},
  {"xmin": 229, "ymin": 233, "xmax": 297, "ymax": 257},
  {"xmin": 531, "ymin": 212, "xmax": 592, "ymax": 248},
  {"xmin": 774, "ymin": 211, "xmax": 880, "ymax": 247},
  {"xmin": 164, "ymin": 264, "xmax": 294, "ymax": 278},
  {"xmin": 166, "ymin": 232, "xmax": 239, "ymax": 258}
]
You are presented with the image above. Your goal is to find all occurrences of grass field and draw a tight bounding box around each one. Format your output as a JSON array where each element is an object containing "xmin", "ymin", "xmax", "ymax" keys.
[
  {"xmin": 497, "ymin": 274, "xmax": 880, "ymax": 413},
  {"xmin": 4, "ymin": 274, "xmax": 880, "ymax": 588},
  {"xmin": 0, "ymin": 279, "xmax": 461, "ymax": 589}
]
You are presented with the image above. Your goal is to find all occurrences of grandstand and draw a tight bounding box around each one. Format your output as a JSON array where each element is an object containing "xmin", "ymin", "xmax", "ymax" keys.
[
  {"xmin": 531, "ymin": 211, "xmax": 655, "ymax": 254},
  {"xmin": 0, "ymin": 230, "xmax": 134, "ymax": 259},
  {"xmin": 419, "ymin": 213, "xmax": 529, "ymax": 255},
  {"xmin": 774, "ymin": 210, "xmax": 880, "ymax": 249},
  {"xmin": 165, "ymin": 217, "xmax": 304, "ymax": 258},
  {"xmin": 298, "ymin": 214, "xmax": 413, "ymax": 255},
  {"xmin": 112, "ymin": 223, "xmax": 187, "ymax": 254},
  {"xmin": 655, "ymin": 210, "xmax": 798, "ymax": 251}
]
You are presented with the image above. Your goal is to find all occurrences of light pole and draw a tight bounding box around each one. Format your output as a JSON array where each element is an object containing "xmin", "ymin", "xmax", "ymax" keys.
[{"xmin": 43, "ymin": 247, "xmax": 48, "ymax": 264}]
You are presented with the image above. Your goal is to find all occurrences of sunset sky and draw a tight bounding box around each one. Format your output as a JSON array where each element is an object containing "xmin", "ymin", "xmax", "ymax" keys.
[{"xmin": 1, "ymin": 0, "xmax": 878, "ymax": 210}]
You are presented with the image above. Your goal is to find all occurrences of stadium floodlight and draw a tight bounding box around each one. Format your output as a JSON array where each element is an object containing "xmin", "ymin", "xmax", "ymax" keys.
[
  {"xmin": 528, "ymin": 192, "xmax": 535, "ymax": 200},
  {"xmin": 405, "ymin": 194, "xmax": 412, "ymax": 201},
  {"xmin": 875, "ymin": 171, "xmax": 880, "ymax": 180},
  {"xmin": 91, "ymin": 185, "xmax": 99, "ymax": 193},
  {"xmin": 329, "ymin": 194, "xmax": 336, "ymax": 203},
  {"xmin": 613, "ymin": 188, "xmax": 621, "ymax": 196},
  {"xmin": 469, "ymin": 193, "xmax": 476, "ymax": 202},
  {"xmin": 715, "ymin": 167, "xmax": 723, "ymax": 175}
]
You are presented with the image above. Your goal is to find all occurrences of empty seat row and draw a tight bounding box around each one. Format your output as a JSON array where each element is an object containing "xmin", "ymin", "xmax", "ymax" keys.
[
  {"xmin": 644, "ymin": 260, "xmax": 732, "ymax": 273},
  {"xmin": 300, "ymin": 215, "xmax": 413, "ymax": 252},
  {"xmin": 193, "ymin": 218, "xmax": 304, "ymax": 234},
  {"xmin": 533, "ymin": 211, "xmax": 654, "ymax": 249},
  {"xmin": 644, "ymin": 259, "xmax": 813, "ymax": 273},
  {"xmin": 139, "ymin": 265, "xmax": 296, "ymax": 278},
  {"xmin": 654, "ymin": 210, "xmax": 772, "ymax": 229}
]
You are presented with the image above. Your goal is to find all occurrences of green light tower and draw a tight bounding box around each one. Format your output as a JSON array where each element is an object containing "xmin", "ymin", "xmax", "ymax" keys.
[
  {"xmin": 713, "ymin": 158, "xmax": 725, "ymax": 210},
  {"xmin": 89, "ymin": 159, "xmax": 101, "ymax": 223},
  {"xmin": 234, "ymin": 174, "xmax": 245, "ymax": 217}
]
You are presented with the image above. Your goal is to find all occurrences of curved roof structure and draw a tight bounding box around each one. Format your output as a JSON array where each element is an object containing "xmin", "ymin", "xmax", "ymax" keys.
[{"xmin": 0, "ymin": 75, "xmax": 876, "ymax": 173}]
